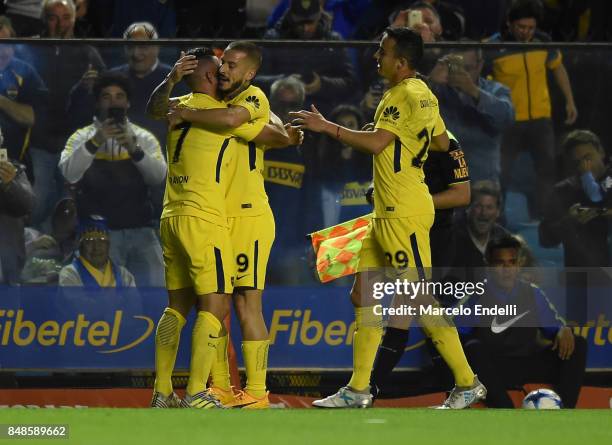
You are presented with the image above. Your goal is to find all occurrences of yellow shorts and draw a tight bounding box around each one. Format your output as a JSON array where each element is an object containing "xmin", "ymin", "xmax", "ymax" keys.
[
  {"xmin": 357, "ymin": 215, "xmax": 434, "ymax": 280},
  {"xmin": 228, "ymin": 208, "xmax": 275, "ymax": 289},
  {"xmin": 160, "ymin": 216, "xmax": 234, "ymax": 295}
]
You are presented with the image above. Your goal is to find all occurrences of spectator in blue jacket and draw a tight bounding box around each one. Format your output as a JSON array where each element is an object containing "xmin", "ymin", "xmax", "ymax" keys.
[
  {"xmin": 0, "ymin": 132, "xmax": 35, "ymax": 285},
  {"xmin": 0, "ymin": 16, "xmax": 48, "ymax": 183},
  {"xmin": 267, "ymin": 0, "xmax": 371, "ymax": 39},
  {"xmin": 429, "ymin": 45, "xmax": 514, "ymax": 184}
]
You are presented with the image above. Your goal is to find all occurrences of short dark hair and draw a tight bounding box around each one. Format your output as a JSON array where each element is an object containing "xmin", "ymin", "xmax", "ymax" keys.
[
  {"xmin": 485, "ymin": 234, "xmax": 523, "ymax": 263},
  {"xmin": 225, "ymin": 41, "xmax": 263, "ymax": 70},
  {"xmin": 562, "ymin": 129, "xmax": 603, "ymax": 156},
  {"xmin": 93, "ymin": 72, "xmax": 131, "ymax": 101},
  {"xmin": 184, "ymin": 46, "xmax": 217, "ymax": 60},
  {"xmin": 507, "ymin": 0, "xmax": 542, "ymax": 23},
  {"xmin": 181, "ymin": 47, "xmax": 218, "ymax": 90},
  {"xmin": 471, "ymin": 180, "xmax": 502, "ymax": 208},
  {"xmin": 383, "ymin": 27, "xmax": 423, "ymax": 69}
]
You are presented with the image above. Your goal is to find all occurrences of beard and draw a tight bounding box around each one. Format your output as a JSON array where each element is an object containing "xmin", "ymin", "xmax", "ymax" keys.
[{"xmin": 218, "ymin": 78, "xmax": 246, "ymax": 100}]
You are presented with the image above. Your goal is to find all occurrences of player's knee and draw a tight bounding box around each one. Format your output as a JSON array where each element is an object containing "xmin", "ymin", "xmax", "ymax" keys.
[
  {"xmin": 197, "ymin": 293, "xmax": 231, "ymax": 320},
  {"xmin": 350, "ymin": 288, "xmax": 362, "ymax": 307},
  {"xmin": 233, "ymin": 290, "xmax": 263, "ymax": 321}
]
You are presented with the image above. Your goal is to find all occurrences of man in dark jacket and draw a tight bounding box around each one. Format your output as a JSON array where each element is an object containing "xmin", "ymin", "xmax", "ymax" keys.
[
  {"xmin": 20, "ymin": 0, "xmax": 105, "ymax": 226},
  {"xmin": 539, "ymin": 129, "xmax": 611, "ymax": 266},
  {"xmin": 0, "ymin": 148, "xmax": 35, "ymax": 285},
  {"xmin": 258, "ymin": 0, "xmax": 357, "ymax": 114}
]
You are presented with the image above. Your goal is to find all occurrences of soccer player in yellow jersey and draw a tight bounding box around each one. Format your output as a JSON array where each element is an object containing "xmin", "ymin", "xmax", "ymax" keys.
[
  {"xmin": 291, "ymin": 27, "xmax": 486, "ymax": 409},
  {"xmin": 169, "ymin": 41, "xmax": 301, "ymax": 409},
  {"xmin": 146, "ymin": 47, "xmax": 297, "ymax": 409}
]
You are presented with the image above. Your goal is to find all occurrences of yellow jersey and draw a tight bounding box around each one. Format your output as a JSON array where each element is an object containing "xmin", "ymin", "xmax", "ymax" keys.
[
  {"xmin": 224, "ymin": 85, "xmax": 271, "ymax": 217},
  {"xmin": 161, "ymin": 93, "xmax": 236, "ymax": 227},
  {"xmin": 373, "ymin": 77, "xmax": 446, "ymax": 218}
]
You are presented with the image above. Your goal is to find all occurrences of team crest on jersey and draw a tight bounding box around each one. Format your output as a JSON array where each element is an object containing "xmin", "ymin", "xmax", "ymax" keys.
[
  {"xmin": 246, "ymin": 95, "xmax": 260, "ymax": 109},
  {"xmin": 383, "ymin": 106, "xmax": 400, "ymax": 120}
]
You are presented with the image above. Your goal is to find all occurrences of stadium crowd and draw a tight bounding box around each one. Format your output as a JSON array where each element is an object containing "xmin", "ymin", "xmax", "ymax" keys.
[
  {"xmin": 0, "ymin": 0, "xmax": 609, "ymax": 408},
  {"xmin": 0, "ymin": 0, "xmax": 610, "ymax": 286}
]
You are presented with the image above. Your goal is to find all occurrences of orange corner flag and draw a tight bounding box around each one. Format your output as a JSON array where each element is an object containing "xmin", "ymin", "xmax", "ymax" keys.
[{"xmin": 308, "ymin": 214, "xmax": 372, "ymax": 283}]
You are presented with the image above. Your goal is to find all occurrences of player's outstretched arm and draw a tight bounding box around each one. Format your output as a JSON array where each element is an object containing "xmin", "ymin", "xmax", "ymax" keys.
[
  {"xmin": 253, "ymin": 111, "xmax": 304, "ymax": 149},
  {"xmin": 290, "ymin": 105, "xmax": 394, "ymax": 155},
  {"xmin": 146, "ymin": 51, "xmax": 197, "ymax": 119},
  {"xmin": 432, "ymin": 182, "xmax": 470, "ymax": 209}
]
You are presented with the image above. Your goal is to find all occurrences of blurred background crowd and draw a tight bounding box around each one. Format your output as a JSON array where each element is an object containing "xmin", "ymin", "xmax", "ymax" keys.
[{"xmin": 1, "ymin": 0, "xmax": 612, "ymax": 288}]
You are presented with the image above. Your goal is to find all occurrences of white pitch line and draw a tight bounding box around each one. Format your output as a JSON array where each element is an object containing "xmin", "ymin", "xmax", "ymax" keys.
[{"xmin": 364, "ymin": 418, "xmax": 387, "ymax": 424}]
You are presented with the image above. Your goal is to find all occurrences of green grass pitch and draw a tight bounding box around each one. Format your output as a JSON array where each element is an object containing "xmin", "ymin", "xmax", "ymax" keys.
[{"xmin": 1, "ymin": 408, "xmax": 611, "ymax": 445}]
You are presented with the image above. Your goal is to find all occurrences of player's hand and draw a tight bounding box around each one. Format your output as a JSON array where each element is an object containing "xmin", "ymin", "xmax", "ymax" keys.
[
  {"xmin": 289, "ymin": 105, "xmax": 330, "ymax": 133},
  {"xmin": 568, "ymin": 203, "xmax": 600, "ymax": 224},
  {"xmin": 168, "ymin": 98, "xmax": 180, "ymax": 109},
  {"xmin": 167, "ymin": 106, "xmax": 185, "ymax": 128},
  {"xmin": 565, "ymin": 101, "xmax": 578, "ymax": 125},
  {"xmin": 285, "ymin": 123, "xmax": 304, "ymax": 146},
  {"xmin": 80, "ymin": 64, "xmax": 99, "ymax": 93},
  {"xmin": 168, "ymin": 51, "xmax": 198, "ymax": 85},
  {"xmin": 552, "ymin": 326, "xmax": 575, "ymax": 360},
  {"xmin": 0, "ymin": 160, "xmax": 16, "ymax": 184}
]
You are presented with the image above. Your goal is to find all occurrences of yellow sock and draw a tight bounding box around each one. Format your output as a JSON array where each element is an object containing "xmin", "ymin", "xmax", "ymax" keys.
[
  {"xmin": 210, "ymin": 333, "xmax": 231, "ymax": 391},
  {"xmin": 242, "ymin": 340, "xmax": 269, "ymax": 398},
  {"xmin": 154, "ymin": 307, "xmax": 186, "ymax": 395},
  {"xmin": 186, "ymin": 311, "xmax": 222, "ymax": 396},
  {"xmin": 347, "ymin": 306, "xmax": 382, "ymax": 392},
  {"xmin": 421, "ymin": 314, "xmax": 475, "ymax": 387}
]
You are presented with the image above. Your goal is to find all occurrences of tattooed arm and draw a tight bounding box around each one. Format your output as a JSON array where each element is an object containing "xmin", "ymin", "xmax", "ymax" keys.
[{"xmin": 146, "ymin": 52, "xmax": 197, "ymax": 119}]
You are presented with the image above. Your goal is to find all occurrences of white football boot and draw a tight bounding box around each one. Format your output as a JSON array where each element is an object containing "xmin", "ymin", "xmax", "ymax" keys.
[
  {"xmin": 312, "ymin": 386, "xmax": 373, "ymax": 408},
  {"xmin": 436, "ymin": 375, "xmax": 487, "ymax": 409}
]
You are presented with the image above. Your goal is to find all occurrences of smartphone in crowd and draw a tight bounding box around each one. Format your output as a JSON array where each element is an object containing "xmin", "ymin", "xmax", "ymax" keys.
[
  {"xmin": 107, "ymin": 107, "xmax": 127, "ymax": 125},
  {"xmin": 0, "ymin": 148, "xmax": 8, "ymax": 163},
  {"xmin": 407, "ymin": 10, "xmax": 423, "ymax": 28},
  {"xmin": 447, "ymin": 54, "xmax": 465, "ymax": 75}
]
